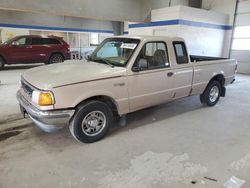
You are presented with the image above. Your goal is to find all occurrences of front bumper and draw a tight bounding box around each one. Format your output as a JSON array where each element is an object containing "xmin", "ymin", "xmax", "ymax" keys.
[{"xmin": 16, "ymin": 90, "xmax": 75, "ymax": 133}]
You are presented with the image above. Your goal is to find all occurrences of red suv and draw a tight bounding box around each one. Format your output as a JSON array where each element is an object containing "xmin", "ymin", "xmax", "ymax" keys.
[{"xmin": 0, "ymin": 35, "xmax": 70, "ymax": 70}]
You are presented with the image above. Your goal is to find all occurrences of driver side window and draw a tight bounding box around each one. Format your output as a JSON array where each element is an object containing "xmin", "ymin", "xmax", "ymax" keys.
[
  {"xmin": 14, "ymin": 37, "xmax": 31, "ymax": 46},
  {"xmin": 134, "ymin": 41, "xmax": 170, "ymax": 70}
]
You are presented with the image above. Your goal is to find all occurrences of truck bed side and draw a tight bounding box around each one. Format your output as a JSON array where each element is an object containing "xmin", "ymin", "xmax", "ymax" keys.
[
  {"xmin": 191, "ymin": 59, "xmax": 237, "ymax": 95},
  {"xmin": 190, "ymin": 55, "xmax": 228, "ymax": 62}
]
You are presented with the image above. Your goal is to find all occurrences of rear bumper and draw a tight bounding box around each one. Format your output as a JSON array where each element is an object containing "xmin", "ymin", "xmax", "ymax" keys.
[
  {"xmin": 64, "ymin": 52, "xmax": 71, "ymax": 60},
  {"xmin": 16, "ymin": 90, "xmax": 75, "ymax": 133}
]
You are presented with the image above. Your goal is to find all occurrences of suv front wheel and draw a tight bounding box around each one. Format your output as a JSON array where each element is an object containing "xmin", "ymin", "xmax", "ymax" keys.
[
  {"xmin": 48, "ymin": 53, "xmax": 64, "ymax": 64},
  {"xmin": 0, "ymin": 57, "xmax": 5, "ymax": 70}
]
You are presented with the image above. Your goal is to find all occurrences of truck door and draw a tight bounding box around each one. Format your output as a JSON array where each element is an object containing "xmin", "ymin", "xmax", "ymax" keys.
[
  {"xmin": 171, "ymin": 41, "xmax": 193, "ymax": 98},
  {"xmin": 127, "ymin": 41, "xmax": 175, "ymax": 111}
]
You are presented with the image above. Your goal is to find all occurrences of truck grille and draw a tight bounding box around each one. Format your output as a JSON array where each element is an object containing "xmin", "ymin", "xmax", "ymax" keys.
[{"xmin": 21, "ymin": 80, "xmax": 34, "ymax": 98}]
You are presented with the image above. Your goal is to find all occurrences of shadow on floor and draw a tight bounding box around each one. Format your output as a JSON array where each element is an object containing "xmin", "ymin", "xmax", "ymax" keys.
[
  {"xmin": 24, "ymin": 96, "xmax": 204, "ymax": 149},
  {"xmin": 109, "ymin": 95, "xmax": 204, "ymax": 136}
]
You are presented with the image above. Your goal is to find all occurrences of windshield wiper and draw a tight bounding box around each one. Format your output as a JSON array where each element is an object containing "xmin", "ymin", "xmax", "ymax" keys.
[{"xmin": 89, "ymin": 57, "xmax": 114, "ymax": 68}]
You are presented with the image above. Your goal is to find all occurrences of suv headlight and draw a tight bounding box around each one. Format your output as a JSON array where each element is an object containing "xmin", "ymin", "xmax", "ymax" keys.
[{"xmin": 32, "ymin": 90, "xmax": 55, "ymax": 106}]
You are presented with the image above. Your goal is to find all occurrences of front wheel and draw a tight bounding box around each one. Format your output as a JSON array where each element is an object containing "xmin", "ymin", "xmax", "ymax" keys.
[
  {"xmin": 48, "ymin": 53, "xmax": 64, "ymax": 64},
  {"xmin": 70, "ymin": 101, "xmax": 113, "ymax": 143},
  {"xmin": 200, "ymin": 80, "xmax": 222, "ymax": 106},
  {"xmin": 0, "ymin": 57, "xmax": 5, "ymax": 71}
]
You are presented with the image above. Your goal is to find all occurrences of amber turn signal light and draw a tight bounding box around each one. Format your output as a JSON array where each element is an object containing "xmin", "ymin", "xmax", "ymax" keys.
[{"xmin": 38, "ymin": 92, "xmax": 54, "ymax": 106}]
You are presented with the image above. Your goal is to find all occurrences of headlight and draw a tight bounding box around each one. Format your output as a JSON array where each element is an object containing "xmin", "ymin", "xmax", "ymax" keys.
[{"xmin": 32, "ymin": 90, "xmax": 54, "ymax": 106}]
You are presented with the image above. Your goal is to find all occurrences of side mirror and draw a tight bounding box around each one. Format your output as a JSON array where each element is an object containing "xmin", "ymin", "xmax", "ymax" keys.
[
  {"xmin": 132, "ymin": 58, "xmax": 148, "ymax": 72},
  {"xmin": 11, "ymin": 41, "xmax": 19, "ymax": 47}
]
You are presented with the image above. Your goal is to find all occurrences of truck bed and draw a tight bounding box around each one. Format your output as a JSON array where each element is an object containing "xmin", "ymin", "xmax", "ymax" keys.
[{"xmin": 190, "ymin": 55, "xmax": 228, "ymax": 62}]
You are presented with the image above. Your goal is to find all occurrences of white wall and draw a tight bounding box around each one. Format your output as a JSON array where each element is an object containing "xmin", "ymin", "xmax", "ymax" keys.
[
  {"xmin": 0, "ymin": 9, "xmax": 114, "ymax": 52},
  {"xmin": 0, "ymin": 0, "xmax": 190, "ymax": 22},
  {"xmin": 128, "ymin": 6, "xmax": 230, "ymax": 57},
  {"xmin": 0, "ymin": 0, "xmax": 143, "ymax": 22},
  {"xmin": 202, "ymin": 0, "xmax": 236, "ymax": 24},
  {"xmin": 0, "ymin": 10, "xmax": 114, "ymax": 32},
  {"xmin": 143, "ymin": 0, "xmax": 189, "ymax": 17},
  {"xmin": 151, "ymin": 6, "xmax": 182, "ymax": 21},
  {"xmin": 202, "ymin": 0, "xmax": 237, "ymax": 58}
]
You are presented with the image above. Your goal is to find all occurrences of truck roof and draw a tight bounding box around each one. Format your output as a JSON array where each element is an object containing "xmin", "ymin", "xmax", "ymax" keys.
[{"xmin": 113, "ymin": 35, "xmax": 185, "ymax": 41}]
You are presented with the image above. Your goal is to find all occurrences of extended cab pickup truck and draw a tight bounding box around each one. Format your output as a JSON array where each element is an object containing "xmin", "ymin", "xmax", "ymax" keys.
[{"xmin": 17, "ymin": 36, "xmax": 237, "ymax": 143}]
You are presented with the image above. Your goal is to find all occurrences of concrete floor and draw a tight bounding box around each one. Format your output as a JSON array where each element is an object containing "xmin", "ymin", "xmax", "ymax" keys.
[
  {"xmin": 0, "ymin": 64, "xmax": 42, "ymax": 123},
  {"xmin": 0, "ymin": 66, "xmax": 250, "ymax": 188}
]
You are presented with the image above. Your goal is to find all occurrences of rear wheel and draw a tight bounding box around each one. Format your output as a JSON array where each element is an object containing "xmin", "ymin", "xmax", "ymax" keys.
[
  {"xmin": 70, "ymin": 100, "xmax": 113, "ymax": 143},
  {"xmin": 200, "ymin": 80, "xmax": 222, "ymax": 106},
  {"xmin": 0, "ymin": 57, "xmax": 5, "ymax": 70},
  {"xmin": 48, "ymin": 53, "xmax": 64, "ymax": 64}
]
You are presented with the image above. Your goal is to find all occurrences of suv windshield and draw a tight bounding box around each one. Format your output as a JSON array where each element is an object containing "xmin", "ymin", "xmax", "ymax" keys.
[
  {"xmin": 89, "ymin": 38, "xmax": 140, "ymax": 67},
  {"xmin": 3, "ymin": 38, "xmax": 13, "ymax": 45}
]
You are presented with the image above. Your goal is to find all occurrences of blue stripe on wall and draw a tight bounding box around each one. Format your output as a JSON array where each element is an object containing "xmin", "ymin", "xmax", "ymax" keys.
[
  {"xmin": 129, "ymin": 19, "xmax": 179, "ymax": 28},
  {"xmin": 123, "ymin": 31, "xmax": 129, "ymax": 34},
  {"xmin": 0, "ymin": 23, "xmax": 114, "ymax": 33},
  {"xmin": 179, "ymin": 19, "xmax": 232, "ymax": 30},
  {"xmin": 129, "ymin": 19, "xmax": 233, "ymax": 30}
]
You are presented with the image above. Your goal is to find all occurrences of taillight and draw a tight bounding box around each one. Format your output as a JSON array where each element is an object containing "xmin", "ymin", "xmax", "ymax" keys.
[
  {"xmin": 65, "ymin": 43, "xmax": 70, "ymax": 49},
  {"xmin": 62, "ymin": 41, "xmax": 70, "ymax": 48}
]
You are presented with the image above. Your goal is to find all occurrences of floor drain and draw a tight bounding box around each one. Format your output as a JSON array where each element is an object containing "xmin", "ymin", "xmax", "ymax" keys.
[{"xmin": 191, "ymin": 181, "xmax": 197, "ymax": 184}]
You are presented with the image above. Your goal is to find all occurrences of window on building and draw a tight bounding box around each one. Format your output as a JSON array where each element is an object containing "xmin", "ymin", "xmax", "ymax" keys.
[
  {"xmin": 232, "ymin": 26, "xmax": 250, "ymax": 50},
  {"xmin": 234, "ymin": 26, "xmax": 250, "ymax": 38},
  {"xmin": 90, "ymin": 33, "xmax": 99, "ymax": 46}
]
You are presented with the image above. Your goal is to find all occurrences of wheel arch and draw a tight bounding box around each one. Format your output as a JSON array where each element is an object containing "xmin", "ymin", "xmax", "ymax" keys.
[
  {"xmin": 49, "ymin": 52, "xmax": 65, "ymax": 60},
  {"xmin": 75, "ymin": 95, "xmax": 119, "ymax": 117},
  {"xmin": 0, "ymin": 54, "xmax": 7, "ymax": 64},
  {"xmin": 202, "ymin": 73, "xmax": 226, "ymax": 97},
  {"xmin": 210, "ymin": 74, "xmax": 225, "ymax": 86}
]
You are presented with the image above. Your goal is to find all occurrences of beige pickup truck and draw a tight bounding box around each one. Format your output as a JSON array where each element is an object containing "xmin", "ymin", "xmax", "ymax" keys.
[{"xmin": 17, "ymin": 35, "xmax": 237, "ymax": 143}]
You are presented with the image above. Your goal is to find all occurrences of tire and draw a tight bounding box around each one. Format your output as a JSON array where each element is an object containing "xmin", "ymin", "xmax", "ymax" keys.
[
  {"xmin": 48, "ymin": 53, "xmax": 64, "ymax": 64},
  {"xmin": 0, "ymin": 57, "xmax": 5, "ymax": 71},
  {"xmin": 200, "ymin": 80, "xmax": 222, "ymax": 106},
  {"xmin": 70, "ymin": 100, "xmax": 113, "ymax": 143}
]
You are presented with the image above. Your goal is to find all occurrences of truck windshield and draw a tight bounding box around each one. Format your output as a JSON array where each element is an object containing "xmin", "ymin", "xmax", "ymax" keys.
[{"xmin": 89, "ymin": 38, "xmax": 140, "ymax": 67}]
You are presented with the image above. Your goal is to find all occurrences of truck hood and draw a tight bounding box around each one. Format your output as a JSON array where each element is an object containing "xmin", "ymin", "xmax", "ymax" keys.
[{"xmin": 22, "ymin": 60, "xmax": 127, "ymax": 89}]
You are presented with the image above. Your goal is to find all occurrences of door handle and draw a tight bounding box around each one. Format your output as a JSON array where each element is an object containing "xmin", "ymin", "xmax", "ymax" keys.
[
  {"xmin": 167, "ymin": 72, "xmax": 174, "ymax": 77},
  {"xmin": 26, "ymin": 46, "xmax": 32, "ymax": 49}
]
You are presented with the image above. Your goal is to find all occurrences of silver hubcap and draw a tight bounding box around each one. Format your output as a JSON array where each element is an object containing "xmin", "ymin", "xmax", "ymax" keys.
[
  {"xmin": 209, "ymin": 86, "xmax": 219, "ymax": 103},
  {"xmin": 51, "ymin": 55, "xmax": 63, "ymax": 63},
  {"xmin": 81, "ymin": 111, "xmax": 106, "ymax": 136}
]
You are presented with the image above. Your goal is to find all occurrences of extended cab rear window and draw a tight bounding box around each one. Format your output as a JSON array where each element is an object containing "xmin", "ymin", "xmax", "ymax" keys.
[{"xmin": 173, "ymin": 41, "xmax": 189, "ymax": 64}]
